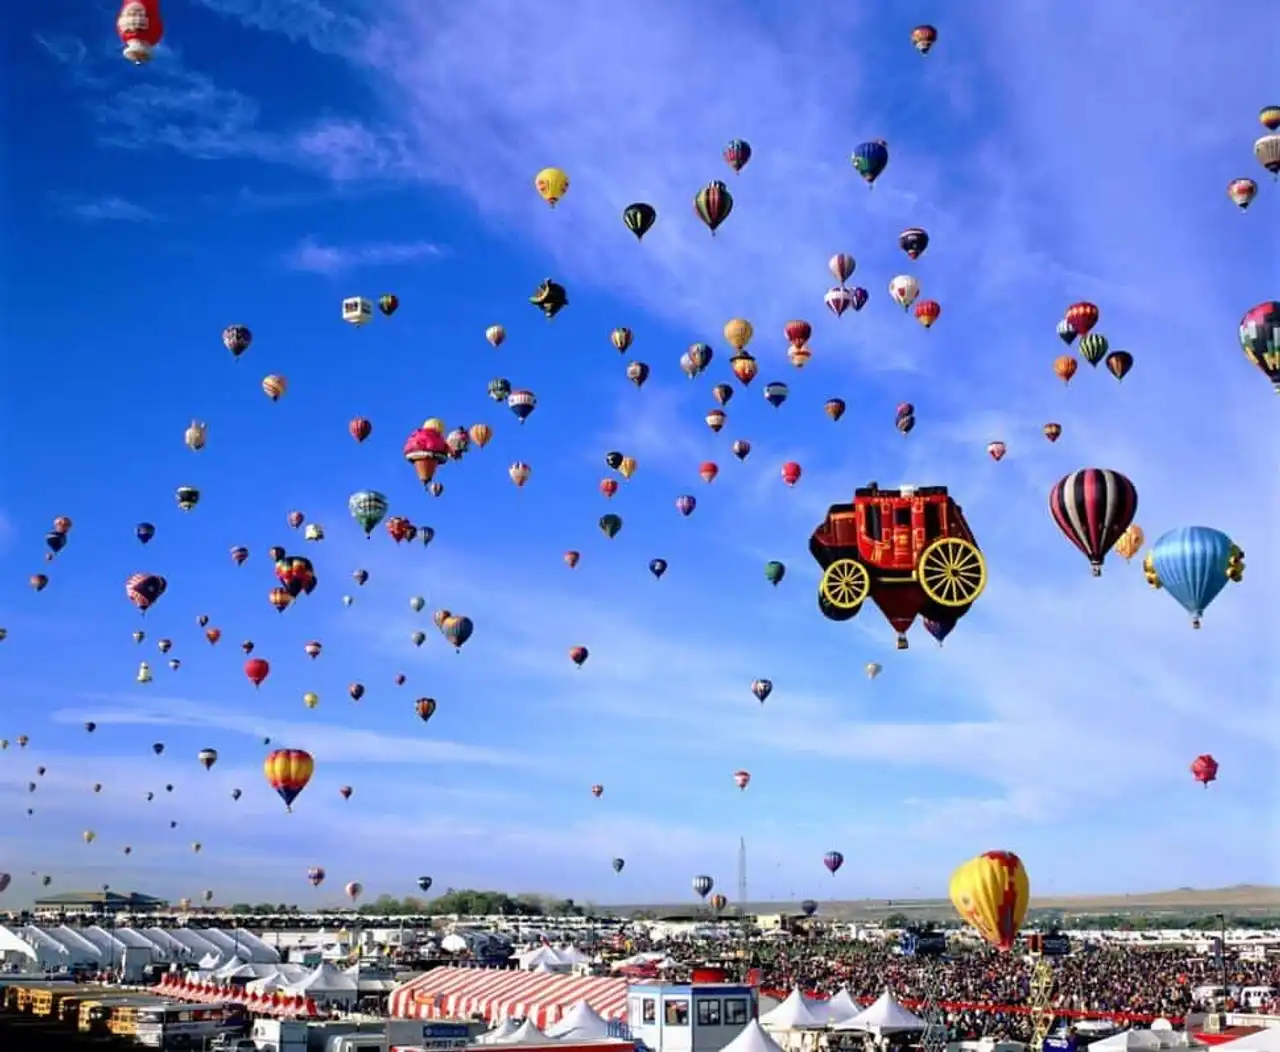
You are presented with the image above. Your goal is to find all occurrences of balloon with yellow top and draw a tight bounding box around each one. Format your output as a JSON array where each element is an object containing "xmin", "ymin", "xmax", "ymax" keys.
[
  {"xmin": 948, "ymin": 849, "xmax": 1029, "ymax": 951},
  {"xmin": 534, "ymin": 167, "xmax": 570, "ymax": 208}
]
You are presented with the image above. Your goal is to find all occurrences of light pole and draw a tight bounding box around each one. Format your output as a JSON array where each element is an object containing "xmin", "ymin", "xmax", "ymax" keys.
[{"xmin": 1215, "ymin": 913, "xmax": 1227, "ymax": 995}]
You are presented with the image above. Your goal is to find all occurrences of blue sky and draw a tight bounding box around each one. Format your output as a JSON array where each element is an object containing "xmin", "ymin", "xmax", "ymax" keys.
[{"xmin": 1, "ymin": 0, "xmax": 1276, "ymax": 909}]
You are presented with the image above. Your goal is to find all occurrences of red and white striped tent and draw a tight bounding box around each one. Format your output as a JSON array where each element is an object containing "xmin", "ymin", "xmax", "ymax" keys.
[{"xmin": 387, "ymin": 967, "xmax": 629, "ymax": 1030}]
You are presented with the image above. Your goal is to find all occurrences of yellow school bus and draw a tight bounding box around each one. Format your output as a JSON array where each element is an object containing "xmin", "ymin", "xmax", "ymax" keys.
[
  {"xmin": 108, "ymin": 997, "xmax": 167, "ymax": 1038},
  {"xmin": 28, "ymin": 986, "xmax": 73, "ymax": 1018},
  {"xmin": 79, "ymin": 996, "xmax": 138, "ymax": 1033}
]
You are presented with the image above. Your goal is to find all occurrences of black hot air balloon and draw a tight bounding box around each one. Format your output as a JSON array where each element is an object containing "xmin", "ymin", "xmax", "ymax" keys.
[{"xmin": 623, "ymin": 203, "xmax": 657, "ymax": 241}]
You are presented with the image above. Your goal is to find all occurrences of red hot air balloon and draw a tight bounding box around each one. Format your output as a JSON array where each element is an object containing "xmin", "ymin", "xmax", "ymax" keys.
[
  {"xmin": 1064, "ymin": 302, "xmax": 1099, "ymax": 337},
  {"xmin": 244, "ymin": 658, "xmax": 270, "ymax": 687},
  {"xmin": 781, "ymin": 462, "xmax": 802, "ymax": 486},
  {"xmin": 403, "ymin": 427, "xmax": 449, "ymax": 486},
  {"xmin": 568, "ymin": 646, "xmax": 589, "ymax": 667},
  {"xmin": 784, "ymin": 320, "xmax": 812, "ymax": 348},
  {"xmin": 1190, "ymin": 754, "xmax": 1219, "ymax": 787},
  {"xmin": 117, "ymin": 0, "xmax": 164, "ymax": 64},
  {"xmin": 349, "ymin": 417, "xmax": 372, "ymax": 443},
  {"xmin": 1048, "ymin": 468, "xmax": 1138, "ymax": 576}
]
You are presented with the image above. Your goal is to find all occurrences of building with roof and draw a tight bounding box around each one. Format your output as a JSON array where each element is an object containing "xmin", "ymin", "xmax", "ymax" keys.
[{"xmin": 32, "ymin": 890, "xmax": 168, "ymax": 918}]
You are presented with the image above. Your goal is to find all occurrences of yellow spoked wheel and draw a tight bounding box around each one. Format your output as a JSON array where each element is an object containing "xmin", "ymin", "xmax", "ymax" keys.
[
  {"xmin": 820, "ymin": 559, "xmax": 870, "ymax": 609},
  {"xmin": 918, "ymin": 538, "xmax": 986, "ymax": 607}
]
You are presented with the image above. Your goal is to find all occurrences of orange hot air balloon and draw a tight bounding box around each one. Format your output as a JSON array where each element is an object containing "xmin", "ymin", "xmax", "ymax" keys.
[
  {"xmin": 949, "ymin": 850, "xmax": 1030, "ymax": 951},
  {"xmin": 469, "ymin": 423, "xmax": 492, "ymax": 448},
  {"xmin": 1114, "ymin": 524, "xmax": 1144, "ymax": 562},
  {"xmin": 1053, "ymin": 355, "xmax": 1078, "ymax": 384},
  {"xmin": 730, "ymin": 353, "xmax": 758, "ymax": 385},
  {"xmin": 263, "ymin": 748, "xmax": 313, "ymax": 811},
  {"xmin": 204, "ymin": 627, "xmax": 221, "ymax": 645},
  {"xmin": 415, "ymin": 697, "xmax": 437, "ymax": 722}
]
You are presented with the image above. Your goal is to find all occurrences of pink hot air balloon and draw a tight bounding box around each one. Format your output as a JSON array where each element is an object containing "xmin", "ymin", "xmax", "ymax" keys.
[
  {"xmin": 403, "ymin": 427, "xmax": 449, "ymax": 487},
  {"xmin": 733, "ymin": 769, "xmax": 751, "ymax": 790}
]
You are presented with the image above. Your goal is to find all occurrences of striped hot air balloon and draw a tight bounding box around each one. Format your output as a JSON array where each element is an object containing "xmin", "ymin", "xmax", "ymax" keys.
[
  {"xmin": 1048, "ymin": 468, "xmax": 1138, "ymax": 576},
  {"xmin": 263, "ymin": 749, "xmax": 314, "ymax": 812}
]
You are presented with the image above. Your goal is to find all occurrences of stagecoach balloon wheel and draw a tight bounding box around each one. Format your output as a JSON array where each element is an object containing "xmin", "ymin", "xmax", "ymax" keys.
[
  {"xmin": 918, "ymin": 538, "xmax": 987, "ymax": 607},
  {"xmin": 819, "ymin": 558, "xmax": 870, "ymax": 609}
]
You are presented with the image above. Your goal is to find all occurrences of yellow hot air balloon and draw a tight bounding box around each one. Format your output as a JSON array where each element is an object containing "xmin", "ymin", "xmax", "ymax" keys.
[
  {"xmin": 618, "ymin": 456, "xmax": 638, "ymax": 480},
  {"xmin": 303, "ymin": 692, "xmax": 320, "ymax": 709},
  {"xmin": 534, "ymin": 167, "xmax": 570, "ymax": 207},
  {"xmin": 723, "ymin": 318, "xmax": 754, "ymax": 353},
  {"xmin": 469, "ymin": 424, "xmax": 492, "ymax": 448},
  {"xmin": 422, "ymin": 418, "xmax": 446, "ymax": 435},
  {"xmin": 949, "ymin": 850, "xmax": 1030, "ymax": 951},
  {"xmin": 83, "ymin": 830, "xmax": 96, "ymax": 844},
  {"xmin": 1114, "ymin": 524, "xmax": 1144, "ymax": 562}
]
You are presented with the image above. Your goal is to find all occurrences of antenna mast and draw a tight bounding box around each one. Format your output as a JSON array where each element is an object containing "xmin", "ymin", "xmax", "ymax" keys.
[{"xmin": 737, "ymin": 836, "xmax": 748, "ymax": 913}]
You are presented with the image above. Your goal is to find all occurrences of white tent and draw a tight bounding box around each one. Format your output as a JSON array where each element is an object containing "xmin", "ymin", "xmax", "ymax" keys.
[
  {"xmin": 1087, "ymin": 1030, "xmax": 1190, "ymax": 1052},
  {"xmin": 723, "ymin": 1020, "xmax": 788, "ymax": 1052},
  {"xmin": 284, "ymin": 961, "xmax": 359, "ymax": 1008},
  {"xmin": 832, "ymin": 990, "xmax": 927, "ymax": 1035},
  {"xmin": 1210, "ymin": 1030, "xmax": 1280, "ymax": 1052},
  {"xmin": 245, "ymin": 971, "xmax": 290, "ymax": 994},
  {"xmin": 516, "ymin": 946, "xmax": 572, "ymax": 972},
  {"xmin": 476, "ymin": 1019, "xmax": 521, "ymax": 1044},
  {"xmin": 491, "ymin": 1019, "xmax": 552, "ymax": 1045},
  {"xmin": 760, "ymin": 988, "xmax": 825, "ymax": 1030},
  {"xmin": 545, "ymin": 999, "xmax": 613, "ymax": 1040},
  {"xmin": 824, "ymin": 989, "xmax": 862, "ymax": 1025}
]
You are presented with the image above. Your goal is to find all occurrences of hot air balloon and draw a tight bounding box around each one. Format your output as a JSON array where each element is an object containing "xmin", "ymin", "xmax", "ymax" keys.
[
  {"xmin": 889, "ymin": 274, "xmax": 920, "ymax": 310},
  {"xmin": 590, "ymin": 784, "xmax": 604, "ymax": 799},
  {"xmin": 949, "ymin": 851, "xmax": 1030, "ymax": 951},
  {"xmin": 1056, "ymin": 319, "xmax": 1077, "ymax": 345},
  {"xmin": 648, "ymin": 558, "xmax": 668, "ymax": 580},
  {"xmin": 534, "ymin": 167, "xmax": 569, "ymax": 207},
  {"xmin": 692, "ymin": 875, "xmax": 714, "ymax": 899},
  {"xmin": 485, "ymin": 325, "xmax": 506, "ymax": 349},
  {"xmin": 198, "ymin": 749, "xmax": 217, "ymax": 770},
  {"xmin": 117, "ymin": 0, "xmax": 164, "ymax": 63},
  {"xmin": 418, "ymin": 875, "xmax": 433, "ymax": 892},
  {"xmin": 137, "ymin": 523, "xmax": 156, "ymax": 544},
  {"xmin": 402, "ymin": 429, "xmax": 448, "ymax": 487},
  {"xmin": 751, "ymin": 679, "xmax": 772, "ymax": 703},
  {"xmin": 784, "ymin": 320, "xmax": 812, "ymax": 348},
  {"xmin": 1143, "ymin": 527, "xmax": 1244, "ymax": 628},
  {"xmin": 851, "ymin": 140, "xmax": 889, "ymax": 185},
  {"xmin": 823, "ymin": 851, "xmax": 844, "ymax": 874},
  {"xmin": 244, "ymin": 658, "xmax": 270, "ymax": 687},
  {"xmin": 1043, "ymin": 422, "xmax": 1062, "ymax": 443},
  {"xmin": 1114, "ymin": 525, "xmax": 1145, "ymax": 563},
  {"xmin": 1105, "ymin": 351, "xmax": 1134, "ymax": 381},
  {"xmin": 1048, "ymin": 469, "xmax": 1138, "ymax": 576},
  {"xmin": 732, "ymin": 439, "xmax": 751, "ymax": 461},
  {"xmin": 623, "ymin": 202, "xmax": 657, "ymax": 240},
  {"xmin": 1227, "ymin": 178, "xmax": 1258, "ymax": 210},
  {"xmin": 530, "ymin": 279, "xmax": 568, "ymax": 320},
  {"xmin": 1238, "ymin": 301, "xmax": 1280, "ymax": 391},
  {"xmin": 781, "ymin": 462, "xmax": 802, "ymax": 486},
  {"xmin": 723, "ymin": 139, "xmax": 752, "ymax": 173},
  {"xmin": 706, "ymin": 410, "xmax": 727, "ymax": 433},
  {"xmin": 599, "ymin": 514, "xmax": 622, "ymax": 539},
  {"xmin": 914, "ymin": 300, "xmax": 941, "ymax": 329},
  {"xmin": 30, "ymin": 574, "xmax": 48, "ymax": 592},
  {"xmin": 987, "ymin": 441, "xmax": 1007, "ymax": 462},
  {"xmin": 264, "ymin": 749, "xmax": 313, "ymax": 812},
  {"xmin": 1254, "ymin": 134, "xmax": 1280, "ymax": 176},
  {"xmin": 184, "ymin": 420, "xmax": 207, "ymax": 451},
  {"xmin": 910, "ymin": 24, "xmax": 937, "ymax": 53},
  {"xmin": 1064, "ymin": 302, "xmax": 1099, "ymax": 336},
  {"xmin": 348, "ymin": 491, "xmax": 389, "ymax": 535},
  {"xmin": 610, "ymin": 328, "xmax": 633, "ymax": 354},
  {"xmin": 126, "ymin": 573, "xmax": 167, "ymax": 613},
  {"xmin": 339, "ymin": 785, "xmax": 353, "ymax": 800},
  {"xmin": 733, "ymin": 770, "xmax": 751, "ymax": 790},
  {"xmin": 1077, "ymin": 333, "xmax": 1108, "ymax": 367},
  {"xmin": 763, "ymin": 382, "xmax": 789, "ymax": 408},
  {"xmin": 568, "ymin": 646, "xmax": 589, "ymax": 668},
  {"xmin": 415, "ymin": 697, "xmax": 436, "ymax": 723},
  {"xmin": 262, "ymin": 375, "xmax": 287, "ymax": 401},
  {"xmin": 1190, "ymin": 753, "xmax": 1219, "ymax": 787},
  {"xmin": 303, "ymin": 692, "xmax": 319, "ymax": 709},
  {"xmin": 829, "ymin": 253, "xmax": 855, "ymax": 283},
  {"xmin": 825, "ymin": 287, "xmax": 854, "ymax": 318},
  {"xmin": 764, "ymin": 561, "xmax": 785, "ymax": 586},
  {"xmin": 1053, "ymin": 355, "xmax": 1079, "ymax": 384},
  {"xmin": 612, "ymin": 858, "xmax": 625, "ymax": 873},
  {"xmin": 676, "ymin": 495, "xmax": 697, "ymax": 517},
  {"xmin": 175, "ymin": 486, "xmax": 200, "ymax": 511},
  {"xmin": 1262, "ymin": 106, "xmax": 1280, "ymax": 132},
  {"xmin": 507, "ymin": 389, "xmax": 537, "ymax": 423},
  {"xmin": 899, "ymin": 227, "xmax": 929, "ymax": 260},
  {"xmin": 699, "ymin": 462, "xmax": 719, "ymax": 483},
  {"xmin": 865, "ymin": 663, "xmax": 881, "ymax": 679},
  {"xmin": 222, "ymin": 324, "xmax": 251, "ymax": 357},
  {"xmin": 509, "ymin": 462, "xmax": 531, "ymax": 488},
  {"xmin": 694, "ymin": 180, "xmax": 734, "ymax": 234},
  {"xmin": 345, "ymin": 881, "xmax": 363, "ymax": 901},
  {"xmin": 710, "ymin": 893, "xmax": 729, "ymax": 912},
  {"xmin": 626, "ymin": 361, "xmax": 650, "ymax": 388},
  {"xmin": 442, "ymin": 616, "xmax": 473, "ymax": 651},
  {"xmin": 378, "ymin": 294, "xmax": 399, "ymax": 317}
]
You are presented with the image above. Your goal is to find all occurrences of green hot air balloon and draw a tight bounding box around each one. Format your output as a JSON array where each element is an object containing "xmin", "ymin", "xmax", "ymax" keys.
[
  {"xmin": 623, "ymin": 202, "xmax": 657, "ymax": 241},
  {"xmin": 348, "ymin": 491, "xmax": 388, "ymax": 537},
  {"xmin": 764, "ymin": 561, "xmax": 786, "ymax": 586},
  {"xmin": 1077, "ymin": 332, "xmax": 1109, "ymax": 367},
  {"xmin": 599, "ymin": 514, "xmax": 623, "ymax": 539}
]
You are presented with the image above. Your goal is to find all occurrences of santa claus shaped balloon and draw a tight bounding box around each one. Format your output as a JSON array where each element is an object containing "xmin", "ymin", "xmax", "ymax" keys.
[{"xmin": 117, "ymin": 1, "xmax": 164, "ymax": 64}]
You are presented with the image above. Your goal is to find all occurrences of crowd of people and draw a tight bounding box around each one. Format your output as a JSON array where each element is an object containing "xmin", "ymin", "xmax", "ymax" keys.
[{"xmin": 621, "ymin": 937, "xmax": 1279, "ymax": 1039}]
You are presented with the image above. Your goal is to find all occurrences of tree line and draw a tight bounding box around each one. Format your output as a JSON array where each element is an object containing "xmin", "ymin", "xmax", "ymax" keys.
[{"xmin": 226, "ymin": 889, "xmax": 602, "ymax": 917}]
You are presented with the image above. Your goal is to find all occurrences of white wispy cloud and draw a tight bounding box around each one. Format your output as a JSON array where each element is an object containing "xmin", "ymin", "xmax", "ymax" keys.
[
  {"xmin": 280, "ymin": 235, "xmax": 444, "ymax": 274},
  {"xmin": 58, "ymin": 195, "xmax": 160, "ymax": 223}
]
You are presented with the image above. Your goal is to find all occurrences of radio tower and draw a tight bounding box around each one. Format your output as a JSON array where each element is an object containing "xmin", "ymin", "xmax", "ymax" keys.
[{"xmin": 737, "ymin": 836, "xmax": 748, "ymax": 913}]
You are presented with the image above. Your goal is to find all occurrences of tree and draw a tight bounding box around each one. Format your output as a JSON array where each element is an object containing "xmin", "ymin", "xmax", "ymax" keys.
[{"xmin": 884, "ymin": 912, "xmax": 910, "ymax": 928}]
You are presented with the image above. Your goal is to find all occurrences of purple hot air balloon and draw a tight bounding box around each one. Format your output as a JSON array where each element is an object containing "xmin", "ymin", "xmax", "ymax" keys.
[
  {"xmin": 848, "ymin": 287, "xmax": 869, "ymax": 312},
  {"xmin": 923, "ymin": 614, "xmax": 959, "ymax": 646},
  {"xmin": 676, "ymin": 495, "xmax": 697, "ymax": 517},
  {"xmin": 824, "ymin": 850, "xmax": 844, "ymax": 874}
]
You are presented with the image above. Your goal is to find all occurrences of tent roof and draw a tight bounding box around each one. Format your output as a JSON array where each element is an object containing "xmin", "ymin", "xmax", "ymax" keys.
[
  {"xmin": 477, "ymin": 1018, "xmax": 521, "ymax": 1044},
  {"xmin": 825, "ymin": 989, "xmax": 862, "ymax": 1024},
  {"xmin": 545, "ymin": 999, "xmax": 612, "ymax": 1040},
  {"xmin": 760, "ymin": 988, "xmax": 824, "ymax": 1030},
  {"xmin": 834, "ymin": 990, "xmax": 927, "ymax": 1034},
  {"xmin": 723, "ymin": 1020, "xmax": 788, "ymax": 1052},
  {"xmin": 493, "ymin": 1018, "xmax": 552, "ymax": 1044},
  {"xmin": 1212, "ymin": 1030, "xmax": 1280, "ymax": 1052}
]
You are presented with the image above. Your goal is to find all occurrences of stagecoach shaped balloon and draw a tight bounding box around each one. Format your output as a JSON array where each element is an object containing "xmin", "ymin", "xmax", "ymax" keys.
[{"xmin": 117, "ymin": 0, "xmax": 164, "ymax": 64}]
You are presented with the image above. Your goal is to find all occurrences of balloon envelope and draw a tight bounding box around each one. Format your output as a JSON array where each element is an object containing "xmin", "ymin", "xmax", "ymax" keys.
[{"xmin": 949, "ymin": 850, "xmax": 1030, "ymax": 951}]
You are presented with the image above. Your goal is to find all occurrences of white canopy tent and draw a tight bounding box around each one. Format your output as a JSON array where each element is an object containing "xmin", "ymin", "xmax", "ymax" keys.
[
  {"xmin": 824, "ymin": 989, "xmax": 862, "ymax": 1025},
  {"xmin": 760, "ymin": 988, "xmax": 826, "ymax": 1030},
  {"xmin": 1210, "ymin": 1030, "xmax": 1280, "ymax": 1052},
  {"xmin": 490, "ymin": 1019, "xmax": 552, "ymax": 1045},
  {"xmin": 545, "ymin": 999, "xmax": 613, "ymax": 1040},
  {"xmin": 832, "ymin": 990, "xmax": 927, "ymax": 1036},
  {"xmin": 1086, "ymin": 1030, "xmax": 1191, "ymax": 1052},
  {"xmin": 283, "ymin": 961, "xmax": 359, "ymax": 1008},
  {"xmin": 476, "ymin": 1019, "xmax": 521, "ymax": 1045},
  {"xmin": 722, "ymin": 1020, "xmax": 788, "ymax": 1052}
]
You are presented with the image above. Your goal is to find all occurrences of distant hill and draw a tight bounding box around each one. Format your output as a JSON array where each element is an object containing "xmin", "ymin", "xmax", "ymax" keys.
[{"xmin": 614, "ymin": 885, "xmax": 1280, "ymax": 920}]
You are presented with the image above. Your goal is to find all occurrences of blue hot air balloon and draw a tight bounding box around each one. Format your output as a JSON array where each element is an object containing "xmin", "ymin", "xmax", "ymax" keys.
[
  {"xmin": 763, "ymin": 382, "xmax": 790, "ymax": 408},
  {"xmin": 1144, "ymin": 526, "xmax": 1244, "ymax": 628},
  {"xmin": 136, "ymin": 522, "xmax": 156, "ymax": 544},
  {"xmin": 851, "ymin": 140, "xmax": 889, "ymax": 186},
  {"xmin": 648, "ymin": 558, "xmax": 668, "ymax": 579}
]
